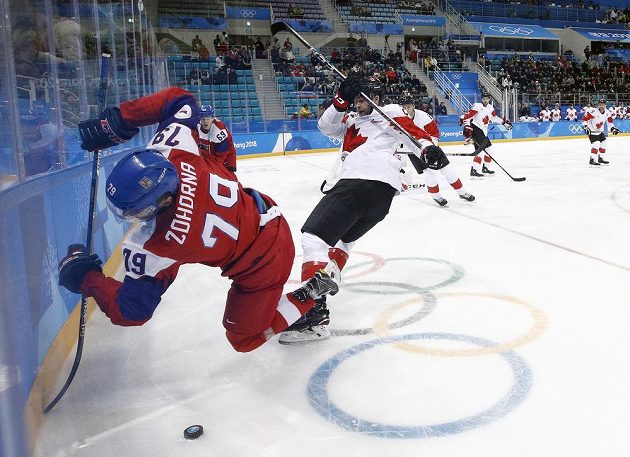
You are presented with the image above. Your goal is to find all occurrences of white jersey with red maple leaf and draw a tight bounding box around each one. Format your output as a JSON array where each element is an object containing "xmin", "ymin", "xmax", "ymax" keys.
[
  {"xmin": 551, "ymin": 108, "xmax": 562, "ymax": 121},
  {"xmin": 318, "ymin": 103, "xmax": 434, "ymax": 191},
  {"xmin": 461, "ymin": 102, "xmax": 505, "ymax": 135},
  {"xmin": 582, "ymin": 107, "xmax": 615, "ymax": 135},
  {"xmin": 539, "ymin": 109, "xmax": 552, "ymax": 121},
  {"xmin": 410, "ymin": 109, "xmax": 439, "ymax": 143},
  {"xmin": 565, "ymin": 107, "xmax": 578, "ymax": 121}
]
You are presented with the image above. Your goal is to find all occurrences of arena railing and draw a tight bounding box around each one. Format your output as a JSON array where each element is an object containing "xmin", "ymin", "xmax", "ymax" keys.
[{"xmin": 521, "ymin": 92, "xmax": 630, "ymax": 109}]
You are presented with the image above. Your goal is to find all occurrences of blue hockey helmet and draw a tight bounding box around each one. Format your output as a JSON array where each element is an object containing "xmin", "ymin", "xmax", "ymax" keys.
[
  {"xmin": 199, "ymin": 104, "xmax": 215, "ymax": 118},
  {"xmin": 105, "ymin": 150, "xmax": 179, "ymax": 222}
]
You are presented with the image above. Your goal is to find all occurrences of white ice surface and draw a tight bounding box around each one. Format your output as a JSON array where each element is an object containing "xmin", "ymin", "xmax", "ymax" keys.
[{"xmin": 35, "ymin": 136, "xmax": 630, "ymax": 457}]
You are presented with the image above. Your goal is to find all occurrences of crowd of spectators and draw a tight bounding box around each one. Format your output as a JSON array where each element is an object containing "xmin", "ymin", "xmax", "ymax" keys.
[
  {"xmin": 184, "ymin": 33, "xmax": 253, "ymax": 86},
  {"xmin": 600, "ymin": 7, "xmax": 629, "ymax": 24},
  {"xmin": 478, "ymin": 0, "xmax": 599, "ymax": 9},
  {"xmin": 350, "ymin": 5, "xmax": 372, "ymax": 17},
  {"xmin": 496, "ymin": 54, "xmax": 630, "ymax": 103},
  {"xmin": 407, "ymin": 37, "xmax": 466, "ymax": 70},
  {"xmin": 337, "ymin": 0, "xmax": 434, "ymax": 13},
  {"xmin": 396, "ymin": 0, "xmax": 435, "ymax": 13},
  {"xmin": 272, "ymin": 45, "xmax": 436, "ymax": 115},
  {"xmin": 286, "ymin": 4, "xmax": 305, "ymax": 18}
]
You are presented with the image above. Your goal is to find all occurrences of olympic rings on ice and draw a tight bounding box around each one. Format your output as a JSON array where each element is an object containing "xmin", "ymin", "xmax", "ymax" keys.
[
  {"xmin": 343, "ymin": 257, "xmax": 464, "ymax": 294},
  {"xmin": 307, "ymin": 333, "xmax": 532, "ymax": 438},
  {"xmin": 330, "ymin": 286, "xmax": 436, "ymax": 336},
  {"xmin": 372, "ymin": 292, "xmax": 548, "ymax": 356}
]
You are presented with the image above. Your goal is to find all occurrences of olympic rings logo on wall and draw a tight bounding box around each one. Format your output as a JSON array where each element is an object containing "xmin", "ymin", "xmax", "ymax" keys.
[
  {"xmin": 488, "ymin": 25, "xmax": 534, "ymax": 35},
  {"xmin": 569, "ymin": 124, "xmax": 585, "ymax": 133},
  {"xmin": 240, "ymin": 9, "xmax": 256, "ymax": 17},
  {"xmin": 450, "ymin": 73, "xmax": 462, "ymax": 80}
]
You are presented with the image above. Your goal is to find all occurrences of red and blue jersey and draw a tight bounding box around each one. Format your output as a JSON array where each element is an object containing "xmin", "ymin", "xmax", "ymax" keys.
[
  {"xmin": 82, "ymin": 88, "xmax": 263, "ymax": 325},
  {"xmin": 198, "ymin": 119, "xmax": 237, "ymax": 172}
]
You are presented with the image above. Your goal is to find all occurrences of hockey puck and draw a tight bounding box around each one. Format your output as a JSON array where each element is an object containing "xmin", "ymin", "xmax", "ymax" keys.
[{"xmin": 184, "ymin": 425, "xmax": 204, "ymax": 440}]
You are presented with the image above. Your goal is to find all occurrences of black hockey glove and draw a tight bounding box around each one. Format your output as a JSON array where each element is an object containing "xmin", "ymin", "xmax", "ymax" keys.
[
  {"xmin": 423, "ymin": 145, "xmax": 449, "ymax": 170},
  {"xmin": 582, "ymin": 125, "xmax": 591, "ymax": 136},
  {"xmin": 58, "ymin": 244, "xmax": 103, "ymax": 294},
  {"xmin": 503, "ymin": 119, "xmax": 512, "ymax": 130},
  {"xmin": 611, "ymin": 126, "xmax": 620, "ymax": 135},
  {"xmin": 463, "ymin": 125, "xmax": 473, "ymax": 138},
  {"xmin": 333, "ymin": 75, "xmax": 362, "ymax": 111},
  {"xmin": 78, "ymin": 107, "xmax": 139, "ymax": 151}
]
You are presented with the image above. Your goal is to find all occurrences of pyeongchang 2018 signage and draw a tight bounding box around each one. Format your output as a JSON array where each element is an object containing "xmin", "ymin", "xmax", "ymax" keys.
[
  {"xmin": 572, "ymin": 28, "xmax": 630, "ymax": 43},
  {"xmin": 401, "ymin": 15, "xmax": 446, "ymax": 27}
]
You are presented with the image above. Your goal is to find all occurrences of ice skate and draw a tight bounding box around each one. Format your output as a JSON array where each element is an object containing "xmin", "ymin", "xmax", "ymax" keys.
[
  {"xmin": 433, "ymin": 196, "xmax": 448, "ymax": 207},
  {"xmin": 470, "ymin": 167, "xmax": 484, "ymax": 178},
  {"xmin": 589, "ymin": 157, "xmax": 601, "ymax": 167},
  {"xmin": 291, "ymin": 261, "xmax": 340, "ymax": 302},
  {"xmin": 598, "ymin": 156, "xmax": 609, "ymax": 165},
  {"xmin": 459, "ymin": 192, "xmax": 475, "ymax": 202},
  {"xmin": 278, "ymin": 298, "xmax": 331, "ymax": 344},
  {"xmin": 482, "ymin": 165, "xmax": 495, "ymax": 174}
]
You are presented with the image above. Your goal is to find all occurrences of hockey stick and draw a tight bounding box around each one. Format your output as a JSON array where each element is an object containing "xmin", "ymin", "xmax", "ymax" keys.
[
  {"xmin": 478, "ymin": 141, "xmax": 526, "ymax": 182},
  {"xmin": 320, "ymin": 148, "xmax": 343, "ymax": 193},
  {"xmin": 271, "ymin": 21, "xmax": 429, "ymax": 165},
  {"xmin": 44, "ymin": 53, "xmax": 111, "ymax": 413}
]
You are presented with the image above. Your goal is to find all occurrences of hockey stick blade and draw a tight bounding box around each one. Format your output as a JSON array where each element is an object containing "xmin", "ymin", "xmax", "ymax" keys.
[{"xmin": 271, "ymin": 21, "xmax": 289, "ymax": 36}]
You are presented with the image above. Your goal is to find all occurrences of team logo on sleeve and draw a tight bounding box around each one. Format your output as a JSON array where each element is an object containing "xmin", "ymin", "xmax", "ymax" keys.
[{"xmin": 175, "ymin": 105, "xmax": 192, "ymax": 120}]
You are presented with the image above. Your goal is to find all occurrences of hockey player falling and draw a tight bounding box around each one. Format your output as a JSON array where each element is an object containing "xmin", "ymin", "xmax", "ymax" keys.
[
  {"xmin": 57, "ymin": 87, "xmax": 339, "ymax": 352},
  {"xmin": 279, "ymin": 75, "xmax": 441, "ymax": 344},
  {"xmin": 399, "ymin": 95, "xmax": 474, "ymax": 207},
  {"xmin": 460, "ymin": 93, "xmax": 513, "ymax": 178},
  {"xmin": 582, "ymin": 99, "xmax": 620, "ymax": 166}
]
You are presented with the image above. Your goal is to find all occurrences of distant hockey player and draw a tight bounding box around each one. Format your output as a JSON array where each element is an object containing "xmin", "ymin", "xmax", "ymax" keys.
[
  {"xmin": 551, "ymin": 104, "xmax": 562, "ymax": 121},
  {"xmin": 198, "ymin": 104, "xmax": 237, "ymax": 172},
  {"xmin": 539, "ymin": 105, "xmax": 552, "ymax": 122},
  {"xmin": 582, "ymin": 99, "xmax": 620, "ymax": 166},
  {"xmin": 58, "ymin": 87, "xmax": 339, "ymax": 352},
  {"xmin": 460, "ymin": 93, "xmax": 512, "ymax": 178},
  {"xmin": 399, "ymin": 96, "xmax": 474, "ymax": 206},
  {"xmin": 565, "ymin": 104, "xmax": 578, "ymax": 121},
  {"xmin": 279, "ymin": 75, "xmax": 436, "ymax": 344}
]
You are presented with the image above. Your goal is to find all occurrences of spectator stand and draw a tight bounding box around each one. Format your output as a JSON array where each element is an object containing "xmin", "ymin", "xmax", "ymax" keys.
[
  {"xmin": 158, "ymin": 0, "xmax": 224, "ymax": 18},
  {"xmin": 490, "ymin": 52, "xmax": 630, "ymax": 116},
  {"xmin": 447, "ymin": 0, "xmax": 604, "ymax": 24},
  {"xmin": 224, "ymin": 0, "xmax": 326, "ymax": 21},
  {"xmin": 272, "ymin": 45, "xmax": 432, "ymax": 116},
  {"xmin": 167, "ymin": 54, "xmax": 264, "ymax": 123}
]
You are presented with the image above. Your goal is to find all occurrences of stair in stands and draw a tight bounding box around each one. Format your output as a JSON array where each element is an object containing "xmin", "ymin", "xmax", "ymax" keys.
[
  {"xmin": 251, "ymin": 58, "xmax": 287, "ymax": 120},
  {"xmin": 405, "ymin": 59, "xmax": 457, "ymax": 115},
  {"xmin": 462, "ymin": 57, "xmax": 502, "ymax": 104},
  {"xmin": 318, "ymin": 0, "xmax": 348, "ymax": 33}
]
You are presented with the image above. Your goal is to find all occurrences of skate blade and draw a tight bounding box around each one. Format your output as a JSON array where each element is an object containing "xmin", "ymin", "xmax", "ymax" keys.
[{"xmin": 278, "ymin": 326, "xmax": 331, "ymax": 345}]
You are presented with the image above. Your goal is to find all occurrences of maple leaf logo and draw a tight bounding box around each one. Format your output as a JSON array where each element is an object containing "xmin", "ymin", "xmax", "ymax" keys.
[
  {"xmin": 343, "ymin": 124, "xmax": 367, "ymax": 153},
  {"xmin": 596, "ymin": 122, "xmax": 603, "ymax": 129}
]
